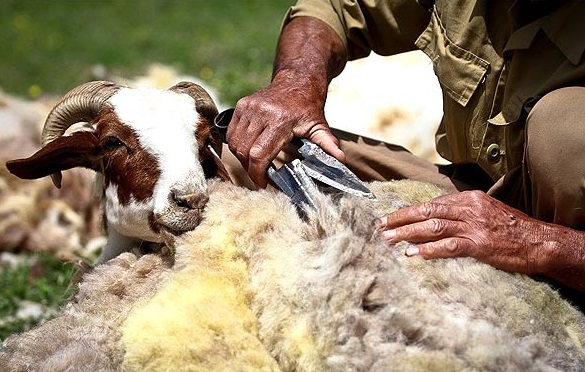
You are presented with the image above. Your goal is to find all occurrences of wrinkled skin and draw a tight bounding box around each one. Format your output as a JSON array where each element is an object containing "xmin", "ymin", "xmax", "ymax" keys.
[
  {"xmin": 226, "ymin": 17, "xmax": 347, "ymax": 188},
  {"xmin": 226, "ymin": 16, "xmax": 585, "ymax": 293},
  {"xmin": 377, "ymin": 190, "xmax": 585, "ymax": 291}
]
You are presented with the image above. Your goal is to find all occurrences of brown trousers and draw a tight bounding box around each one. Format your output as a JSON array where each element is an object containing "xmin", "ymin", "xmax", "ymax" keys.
[{"xmin": 221, "ymin": 86, "xmax": 585, "ymax": 231}]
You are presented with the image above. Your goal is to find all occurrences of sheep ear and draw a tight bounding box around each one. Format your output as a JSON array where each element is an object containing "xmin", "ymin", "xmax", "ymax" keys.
[{"xmin": 5, "ymin": 131, "xmax": 100, "ymax": 181}]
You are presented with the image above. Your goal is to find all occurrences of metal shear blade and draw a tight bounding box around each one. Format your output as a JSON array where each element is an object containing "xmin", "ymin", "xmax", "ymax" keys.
[
  {"xmin": 296, "ymin": 139, "xmax": 377, "ymax": 200},
  {"xmin": 213, "ymin": 108, "xmax": 377, "ymax": 211}
]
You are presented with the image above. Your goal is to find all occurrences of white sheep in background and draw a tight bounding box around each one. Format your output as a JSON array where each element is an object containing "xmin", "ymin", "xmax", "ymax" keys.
[
  {"xmin": 2, "ymin": 82, "xmax": 584, "ymax": 371},
  {"xmin": 1, "ymin": 179, "xmax": 584, "ymax": 371},
  {"xmin": 0, "ymin": 165, "xmax": 101, "ymax": 260},
  {"xmin": 5, "ymin": 81, "xmax": 231, "ymax": 264},
  {"xmin": 325, "ymin": 51, "xmax": 447, "ymax": 164}
]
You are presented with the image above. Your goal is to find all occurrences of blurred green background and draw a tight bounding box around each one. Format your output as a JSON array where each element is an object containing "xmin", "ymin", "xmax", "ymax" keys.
[
  {"xmin": 0, "ymin": 0, "xmax": 293, "ymax": 104},
  {"xmin": 0, "ymin": 0, "xmax": 292, "ymax": 341}
]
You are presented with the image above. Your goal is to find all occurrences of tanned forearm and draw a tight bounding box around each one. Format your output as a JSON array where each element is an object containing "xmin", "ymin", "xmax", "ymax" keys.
[
  {"xmin": 272, "ymin": 17, "xmax": 348, "ymax": 108},
  {"xmin": 227, "ymin": 16, "xmax": 349, "ymax": 186},
  {"xmin": 539, "ymin": 223, "xmax": 585, "ymax": 291}
]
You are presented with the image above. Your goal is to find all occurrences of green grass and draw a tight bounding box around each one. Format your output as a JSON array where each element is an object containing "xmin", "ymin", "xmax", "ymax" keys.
[
  {"xmin": 0, "ymin": 0, "xmax": 292, "ymax": 340},
  {"xmin": 0, "ymin": 253, "xmax": 77, "ymax": 341},
  {"xmin": 0, "ymin": 0, "xmax": 293, "ymax": 104}
]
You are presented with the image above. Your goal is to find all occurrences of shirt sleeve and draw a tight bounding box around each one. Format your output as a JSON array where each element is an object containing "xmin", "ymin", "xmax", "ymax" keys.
[{"xmin": 283, "ymin": 0, "xmax": 432, "ymax": 60}]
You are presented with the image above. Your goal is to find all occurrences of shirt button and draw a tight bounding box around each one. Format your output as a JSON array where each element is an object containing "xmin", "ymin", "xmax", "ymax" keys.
[{"xmin": 486, "ymin": 143, "xmax": 501, "ymax": 160}]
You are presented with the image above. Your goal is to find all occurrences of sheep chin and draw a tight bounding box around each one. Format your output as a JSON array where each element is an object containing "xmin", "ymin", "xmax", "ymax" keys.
[{"xmin": 151, "ymin": 209, "xmax": 205, "ymax": 238}]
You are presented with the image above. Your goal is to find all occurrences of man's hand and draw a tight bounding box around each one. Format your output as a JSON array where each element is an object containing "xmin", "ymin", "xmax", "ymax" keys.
[
  {"xmin": 225, "ymin": 16, "xmax": 347, "ymax": 188},
  {"xmin": 227, "ymin": 75, "xmax": 344, "ymax": 188},
  {"xmin": 377, "ymin": 190, "xmax": 585, "ymax": 291}
]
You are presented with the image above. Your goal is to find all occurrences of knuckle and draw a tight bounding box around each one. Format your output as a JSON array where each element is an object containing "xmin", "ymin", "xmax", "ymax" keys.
[
  {"xmin": 425, "ymin": 240, "xmax": 460, "ymax": 258},
  {"xmin": 417, "ymin": 244, "xmax": 434, "ymax": 258},
  {"xmin": 466, "ymin": 190, "xmax": 485, "ymax": 202},
  {"xmin": 256, "ymin": 100, "xmax": 280, "ymax": 118},
  {"xmin": 419, "ymin": 202, "xmax": 435, "ymax": 219},
  {"xmin": 249, "ymin": 146, "xmax": 274, "ymax": 169},
  {"xmin": 428, "ymin": 218, "xmax": 446, "ymax": 235},
  {"xmin": 236, "ymin": 95, "xmax": 255, "ymax": 109},
  {"xmin": 444, "ymin": 240, "xmax": 460, "ymax": 255},
  {"xmin": 248, "ymin": 145, "xmax": 264, "ymax": 160}
]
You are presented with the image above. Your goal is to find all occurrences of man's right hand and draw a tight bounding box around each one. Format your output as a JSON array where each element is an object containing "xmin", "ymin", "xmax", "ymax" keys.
[
  {"xmin": 227, "ymin": 71, "xmax": 345, "ymax": 187},
  {"xmin": 225, "ymin": 16, "xmax": 348, "ymax": 188}
]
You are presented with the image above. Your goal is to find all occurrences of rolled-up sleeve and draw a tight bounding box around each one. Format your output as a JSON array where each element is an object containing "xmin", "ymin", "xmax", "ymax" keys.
[{"xmin": 283, "ymin": 0, "xmax": 432, "ymax": 60}]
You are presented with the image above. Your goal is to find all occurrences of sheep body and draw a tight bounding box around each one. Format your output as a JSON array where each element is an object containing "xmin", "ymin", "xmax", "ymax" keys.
[{"xmin": 1, "ymin": 180, "xmax": 584, "ymax": 371}]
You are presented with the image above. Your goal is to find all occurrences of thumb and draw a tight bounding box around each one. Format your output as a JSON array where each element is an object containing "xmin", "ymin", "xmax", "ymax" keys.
[{"xmin": 309, "ymin": 129, "xmax": 347, "ymax": 164}]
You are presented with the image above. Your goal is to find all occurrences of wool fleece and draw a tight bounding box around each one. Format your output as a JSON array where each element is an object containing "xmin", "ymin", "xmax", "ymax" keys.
[
  {"xmin": 118, "ymin": 180, "xmax": 585, "ymax": 371},
  {"xmin": 0, "ymin": 253, "xmax": 173, "ymax": 371},
  {"xmin": 1, "ymin": 180, "xmax": 584, "ymax": 371}
]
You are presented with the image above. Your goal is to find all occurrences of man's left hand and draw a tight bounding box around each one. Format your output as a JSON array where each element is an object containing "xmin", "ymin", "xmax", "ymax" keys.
[{"xmin": 377, "ymin": 190, "xmax": 548, "ymax": 274}]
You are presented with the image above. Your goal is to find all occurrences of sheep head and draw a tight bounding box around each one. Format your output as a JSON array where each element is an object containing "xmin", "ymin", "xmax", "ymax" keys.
[{"xmin": 5, "ymin": 81, "xmax": 231, "ymax": 243}]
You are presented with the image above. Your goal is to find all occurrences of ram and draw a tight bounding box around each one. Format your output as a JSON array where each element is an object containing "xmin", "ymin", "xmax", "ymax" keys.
[{"xmin": 5, "ymin": 81, "xmax": 231, "ymax": 263}]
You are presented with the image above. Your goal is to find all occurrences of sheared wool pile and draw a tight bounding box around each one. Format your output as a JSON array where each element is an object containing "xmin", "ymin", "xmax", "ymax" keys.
[
  {"xmin": 0, "ymin": 91, "xmax": 102, "ymax": 261},
  {"xmin": 2, "ymin": 179, "xmax": 584, "ymax": 371}
]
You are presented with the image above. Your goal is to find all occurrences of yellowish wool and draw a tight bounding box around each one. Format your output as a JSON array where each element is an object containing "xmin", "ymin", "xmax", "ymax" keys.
[
  {"xmin": 120, "ymin": 223, "xmax": 278, "ymax": 371},
  {"xmin": 113, "ymin": 181, "xmax": 585, "ymax": 371},
  {"xmin": 281, "ymin": 316, "xmax": 322, "ymax": 370}
]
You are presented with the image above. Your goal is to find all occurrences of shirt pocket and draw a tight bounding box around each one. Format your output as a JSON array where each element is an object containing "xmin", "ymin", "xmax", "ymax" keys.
[
  {"xmin": 415, "ymin": 9, "xmax": 489, "ymax": 107},
  {"xmin": 481, "ymin": 96, "xmax": 525, "ymax": 178}
]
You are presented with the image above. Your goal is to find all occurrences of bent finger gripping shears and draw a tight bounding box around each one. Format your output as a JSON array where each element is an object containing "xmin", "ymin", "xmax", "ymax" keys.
[{"xmin": 214, "ymin": 108, "xmax": 376, "ymax": 212}]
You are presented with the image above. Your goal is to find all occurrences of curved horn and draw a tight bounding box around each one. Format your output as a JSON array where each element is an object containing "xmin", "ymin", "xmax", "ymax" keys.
[
  {"xmin": 169, "ymin": 81, "xmax": 222, "ymax": 155},
  {"xmin": 41, "ymin": 80, "xmax": 121, "ymax": 187}
]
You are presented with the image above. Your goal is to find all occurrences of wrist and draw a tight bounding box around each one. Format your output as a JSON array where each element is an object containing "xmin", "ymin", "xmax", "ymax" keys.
[
  {"xmin": 270, "ymin": 68, "xmax": 328, "ymax": 111},
  {"xmin": 535, "ymin": 222, "xmax": 585, "ymax": 291},
  {"xmin": 272, "ymin": 16, "xmax": 347, "ymax": 96}
]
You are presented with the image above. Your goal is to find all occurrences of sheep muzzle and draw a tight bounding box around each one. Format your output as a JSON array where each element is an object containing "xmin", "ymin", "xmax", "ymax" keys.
[{"xmin": 149, "ymin": 191, "xmax": 209, "ymax": 237}]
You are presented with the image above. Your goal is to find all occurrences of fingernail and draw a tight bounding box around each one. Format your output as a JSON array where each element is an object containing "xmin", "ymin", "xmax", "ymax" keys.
[
  {"xmin": 404, "ymin": 246, "xmax": 420, "ymax": 257},
  {"xmin": 382, "ymin": 229, "xmax": 396, "ymax": 240}
]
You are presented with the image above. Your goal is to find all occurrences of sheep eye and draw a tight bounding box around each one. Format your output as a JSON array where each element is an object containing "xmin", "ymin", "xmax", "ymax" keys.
[{"xmin": 104, "ymin": 136, "xmax": 124, "ymax": 150}]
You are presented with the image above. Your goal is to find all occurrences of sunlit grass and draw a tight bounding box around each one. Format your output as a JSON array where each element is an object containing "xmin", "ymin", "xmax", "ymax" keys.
[
  {"xmin": 0, "ymin": 253, "xmax": 77, "ymax": 341},
  {"xmin": 0, "ymin": 0, "xmax": 292, "ymax": 104}
]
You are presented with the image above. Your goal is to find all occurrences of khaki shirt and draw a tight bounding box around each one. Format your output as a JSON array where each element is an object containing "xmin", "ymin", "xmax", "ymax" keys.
[{"xmin": 285, "ymin": 0, "xmax": 585, "ymax": 181}]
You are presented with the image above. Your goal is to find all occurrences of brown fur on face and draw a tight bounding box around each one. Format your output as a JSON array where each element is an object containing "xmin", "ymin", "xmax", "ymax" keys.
[{"xmin": 95, "ymin": 108, "xmax": 161, "ymax": 205}]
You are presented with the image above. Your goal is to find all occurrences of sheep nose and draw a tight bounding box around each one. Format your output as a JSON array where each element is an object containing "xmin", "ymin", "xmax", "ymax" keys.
[{"xmin": 171, "ymin": 192, "xmax": 209, "ymax": 211}]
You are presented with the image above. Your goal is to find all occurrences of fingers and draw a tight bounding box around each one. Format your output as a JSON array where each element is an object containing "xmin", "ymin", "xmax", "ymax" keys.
[
  {"xmin": 376, "ymin": 191, "xmax": 541, "ymax": 274},
  {"xmin": 227, "ymin": 103, "xmax": 289, "ymax": 188},
  {"xmin": 247, "ymin": 131, "xmax": 292, "ymax": 188},
  {"xmin": 403, "ymin": 238, "xmax": 469, "ymax": 259},
  {"xmin": 310, "ymin": 129, "xmax": 346, "ymax": 164},
  {"xmin": 376, "ymin": 197, "xmax": 474, "ymax": 261},
  {"xmin": 379, "ymin": 201, "xmax": 464, "ymax": 230},
  {"xmin": 382, "ymin": 218, "xmax": 466, "ymax": 244},
  {"xmin": 227, "ymin": 93, "xmax": 342, "ymax": 188},
  {"xmin": 403, "ymin": 238, "xmax": 533, "ymax": 275}
]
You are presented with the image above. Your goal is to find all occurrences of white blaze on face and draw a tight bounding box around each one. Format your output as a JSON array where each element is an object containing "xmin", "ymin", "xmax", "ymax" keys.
[
  {"xmin": 105, "ymin": 87, "xmax": 205, "ymax": 241},
  {"xmin": 105, "ymin": 184, "xmax": 158, "ymax": 241}
]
